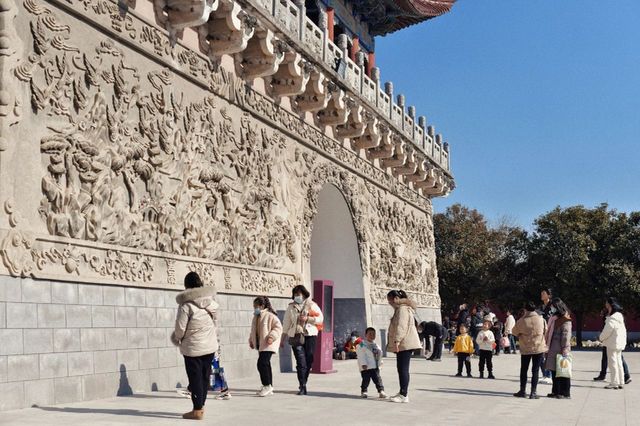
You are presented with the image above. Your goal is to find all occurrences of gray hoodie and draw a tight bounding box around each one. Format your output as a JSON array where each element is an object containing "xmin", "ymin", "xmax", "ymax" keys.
[{"xmin": 171, "ymin": 286, "xmax": 219, "ymax": 357}]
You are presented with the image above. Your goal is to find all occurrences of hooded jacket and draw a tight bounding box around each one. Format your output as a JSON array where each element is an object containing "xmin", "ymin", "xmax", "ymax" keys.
[
  {"xmin": 171, "ymin": 286, "xmax": 219, "ymax": 357},
  {"xmin": 544, "ymin": 315, "xmax": 572, "ymax": 371},
  {"xmin": 599, "ymin": 312, "xmax": 627, "ymax": 351},
  {"xmin": 387, "ymin": 298, "xmax": 421, "ymax": 353}
]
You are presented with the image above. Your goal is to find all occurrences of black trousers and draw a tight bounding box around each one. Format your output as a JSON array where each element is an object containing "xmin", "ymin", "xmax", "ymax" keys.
[
  {"xmin": 457, "ymin": 353, "xmax": 471, "ymax": 375},
  {"xmin": 360, "ymin": 368, "xmax": 384, "ymax": 392},
  {"xmin": 478, "ymin": 350, "xmax": 493, "ymax": 373},
  {"xmin": 430, "ymin": 337, "xmax": 443, "ymax": 359},
  {"xmin": 519, "ymin": 353, "xmax": 542, "ymax": 393},
  {"xmin": 257, "ymin": 351, "xmax": 274, "ymax": 386},
  {"xmin": 551, "ymin": 370, "xmax": 571, "ymax": 397},
  {"xmin": 292, "ymin": 335, "xmax": 317, "ymax": 388},
  {"xmin": 396, "ymin": 350, "xmax": 412, "ymax": 397},
  {"xmin": 184, "ymin": 353, "xmax": 214, "ymax": 410}
]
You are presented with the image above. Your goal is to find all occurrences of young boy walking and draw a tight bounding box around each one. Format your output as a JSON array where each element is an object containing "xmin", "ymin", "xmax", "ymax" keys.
[
  {"xmin": 356, "ymin": 327, "xmax": 387, "ymax": 399},
  {"xmin": 476, "ymin": 318, "xmax": 496, "ymax": 379},
  {"xmin": 453, "ymin": 324, "xmax": 474, "ymax": 377}
]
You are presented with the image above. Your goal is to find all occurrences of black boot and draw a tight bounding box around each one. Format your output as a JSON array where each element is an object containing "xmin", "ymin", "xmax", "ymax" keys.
[
  {"xmin": 297, "ymin": 385, "xmax": 307, "ymax": 395},
  {"xmin": 513, "ymin": 390, "xmax": 526, "ymax": 398},
  {"xmin": 529, "ymin": 392, "xmax": 539, "ymax": 399},
  {"xmin": 593, "ymin": 374, "xmax": 606, "ymax": 381},
  {"xmin": 479, "ymin": 371, "xmax": 484, "ymax": 379}
]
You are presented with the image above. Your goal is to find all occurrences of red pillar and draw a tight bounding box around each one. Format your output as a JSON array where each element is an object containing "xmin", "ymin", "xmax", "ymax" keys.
[
  {"xmin": 351, "ymin": 37, "xmax": 359, "ymax": 61},
  {"xmin": 327, "ymin": 8, "xmax": 334, "ymax": 41},
  {"xmin": 367, "ymin": 52, "xmax": 375, "ymax": 76}
]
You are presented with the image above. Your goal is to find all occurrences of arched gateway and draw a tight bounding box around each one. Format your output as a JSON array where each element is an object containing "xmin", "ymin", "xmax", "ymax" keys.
[{"xmin": 0, "ymin": 0, "xmax": 455, "ymax": 409}]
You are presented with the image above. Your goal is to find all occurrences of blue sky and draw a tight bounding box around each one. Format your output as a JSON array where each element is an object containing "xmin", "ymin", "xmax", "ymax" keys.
[{"xmin": 375, "ymin": 0, "xmax": 640, "ymax": 229}]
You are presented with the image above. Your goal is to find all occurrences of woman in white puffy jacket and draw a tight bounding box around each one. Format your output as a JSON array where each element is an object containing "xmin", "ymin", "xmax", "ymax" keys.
[{"xmin": 599, "ymin": 297, "xmax": 627, "ymax": 390}]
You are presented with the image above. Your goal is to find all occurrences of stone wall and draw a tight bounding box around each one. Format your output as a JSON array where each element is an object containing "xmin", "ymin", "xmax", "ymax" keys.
[
  {"xmin": 0, "ymin": 276, "xmax": 290, "ymax": 411},
  {"xmin": 0, "ymin": 0, "xmax": 445, "ymax": 410}
]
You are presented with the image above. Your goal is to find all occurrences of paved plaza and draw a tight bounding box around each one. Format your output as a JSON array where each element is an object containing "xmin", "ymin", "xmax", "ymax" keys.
[{"xmin": 2, "ymin": 350, "xmax": 638, "ymax": 425}]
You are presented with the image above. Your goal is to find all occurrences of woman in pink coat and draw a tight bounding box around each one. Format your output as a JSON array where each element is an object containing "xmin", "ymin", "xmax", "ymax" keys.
[{"xmin": 249, "ymin": 296, "xmax": 283, "ymax": 397}]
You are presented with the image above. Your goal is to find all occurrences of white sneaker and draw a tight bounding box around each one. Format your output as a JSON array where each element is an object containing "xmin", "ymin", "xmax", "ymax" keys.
[
  {"xmin": 390, "ymin": 394, "xmax": 409, "ymax": 403},
  {"xmin": 258, "ymin": 385, "xmax": 274, "ymax": 397},
  {"xmin": 256, "ymin": 386, "xmax": 264, "ymax": 395},
  {"xmin": 176, "ymin": 389, "xmax": 191, "ymax": 398},
  {"xmin": 216, "ymin": 390, "xmax": 232, "ymax": 400},
  {"xmin": 541, "ymin": 377, "xmax": 552, "ymax": 384},
  {"xmin": 360, "ymin": 392, "xmax": 368, "ymax": 398},
  {"xmin": 379, "ymin": 391, "xmax": 388, "ymax": 399}
]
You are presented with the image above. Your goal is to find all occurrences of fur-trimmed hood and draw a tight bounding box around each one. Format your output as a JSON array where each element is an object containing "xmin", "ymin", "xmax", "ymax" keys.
[
  {"xmin": 394, "ymin": 298, "xmax": 417, "ymax": 311},
  {"xmin": 176, "ymin": 286, "xmax": 218, "ymax": 310}
]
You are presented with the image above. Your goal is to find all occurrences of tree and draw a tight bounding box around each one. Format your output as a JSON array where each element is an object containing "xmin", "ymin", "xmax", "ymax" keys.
[
  {"xmin": 434, "ymin": 204, "xmax": 498, "ymax": 313},
  {"xmin": 528, "ymin": 204, "xmax": 640, "ymax": 345}
]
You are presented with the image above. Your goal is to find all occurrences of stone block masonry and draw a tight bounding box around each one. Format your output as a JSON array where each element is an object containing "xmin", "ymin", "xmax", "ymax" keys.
[{"xmin": 0, "ymin": 276, "xmax": 293, "ymax": 410}]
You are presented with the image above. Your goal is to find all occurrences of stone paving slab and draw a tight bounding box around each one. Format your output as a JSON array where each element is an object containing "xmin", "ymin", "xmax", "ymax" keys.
[{"xmin": 2, "ymin": 350, "xmax": 639, "ymax": 425}]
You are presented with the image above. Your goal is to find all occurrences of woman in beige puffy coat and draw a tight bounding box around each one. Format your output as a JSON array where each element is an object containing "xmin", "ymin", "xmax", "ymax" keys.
[
  {"xmin": 386, "ymin": 290, "xmax": 421, "ymax": 404},
  {"xmin": 171, "ymin": 272, "xmax": 218, "ymax": 421},
  {"xmin": 511, "ymin": 302, "xmax": 547, "ymax": 399},
  {"xmin": 249, "ymin": 296, "xmax": 283, "ymax": 397},
  {"xmin": 282, "ymin": 284, "xmax": 323, "ymax": 395}
]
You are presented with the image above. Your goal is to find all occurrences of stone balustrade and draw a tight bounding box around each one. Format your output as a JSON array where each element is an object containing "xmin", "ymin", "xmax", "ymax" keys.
[{"xmin": 155, "ymin": 0, "xmax": 454, "ymax": 197}]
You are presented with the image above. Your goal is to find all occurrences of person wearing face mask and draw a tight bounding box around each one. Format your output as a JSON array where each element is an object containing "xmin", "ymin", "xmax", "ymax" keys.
[
  {"xmin": 386, "ymin": 290, "xmax": 421, "ymax": 403},
  {"xmin": 282, "ymin": 284, "xmax": 324, "ymax": 395},
  {"xmin": 344, "ymin": 331, "xmax": 363, "ymax": 359},
  {"xmin": 249, "ymin": 296, "xmax": 283, "ymax": 397}
]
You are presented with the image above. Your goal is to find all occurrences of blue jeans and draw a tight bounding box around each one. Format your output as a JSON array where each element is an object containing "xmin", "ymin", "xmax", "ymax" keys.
[
  {"xmin": 540, "ymin": 354, "xmax": 551, "ymax": 378},
  {"xmin": 508, "ymin": 334, "xmax": 517, "ymax": 353}
]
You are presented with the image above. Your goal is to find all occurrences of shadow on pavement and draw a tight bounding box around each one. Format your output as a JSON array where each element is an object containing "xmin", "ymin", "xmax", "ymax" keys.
[
  {"xmin": 230, "ymin": 388, "xmax": 362, "ymax": 400},
  {"xmin": 35, "ymin": 406, "xmax": 181, "ymax": 419},
  {"xmin": 418, "ymin": 388, "xmax": 515, "ymax": 398}
]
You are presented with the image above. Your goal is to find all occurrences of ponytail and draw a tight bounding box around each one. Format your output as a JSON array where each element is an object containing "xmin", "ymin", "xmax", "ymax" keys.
[
  {"xmin": 254, "ymin": 296, "xmax": 277, "ymax": 315},
  {"xmin": 387, "ymin": 290, "xmax": 408, "ymax": 299}
]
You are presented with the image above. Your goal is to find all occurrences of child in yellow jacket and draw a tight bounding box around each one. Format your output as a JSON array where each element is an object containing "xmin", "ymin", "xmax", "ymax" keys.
[{"xmin": 453, "ymin": 324, "xmax": 474, "ymax": 377}]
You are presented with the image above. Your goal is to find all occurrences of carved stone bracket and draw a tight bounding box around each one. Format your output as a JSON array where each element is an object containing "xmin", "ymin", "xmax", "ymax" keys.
[
  {"xmin": 197, "ymin": 0, "xmax": 254, "ymax": 58},
  {"xmin": 235, "ymin": 28, "xmax": 284, "ymax": 79},
  {"xmin": 294, "ymin": 68, "xmax": 328, "ymax": 112},
  {"xmin": 154, "ymin": 0, "xmax": 219, "ymax": 31},
  {"xmin": 270, "ymin": 49, "xmax": 309, "ymax": 98}
]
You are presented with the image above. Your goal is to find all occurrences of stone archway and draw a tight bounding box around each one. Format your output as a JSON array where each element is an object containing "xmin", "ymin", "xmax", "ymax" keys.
[{"xmin": 309, "ymin": 183, "xmax": 367, "ymax": 343}]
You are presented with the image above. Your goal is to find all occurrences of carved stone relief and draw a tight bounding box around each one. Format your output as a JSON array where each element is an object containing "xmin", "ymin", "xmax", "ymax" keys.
[{"xmin": 0, "ymin": 0, "xmax": 441, "ymax": 307}]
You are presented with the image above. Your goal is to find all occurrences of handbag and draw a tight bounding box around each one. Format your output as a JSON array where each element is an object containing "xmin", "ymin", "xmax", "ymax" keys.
[
  {"xmin": 556, "ymin": 353, "xmax": 573, "ymax": 378},
  {"xmin": 501, "ymin": 336, "xmax": 510, "ymax": 348},
  {"xmin": 288, "ymin": 306, "xmax": 306, "ymax": 347}
]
